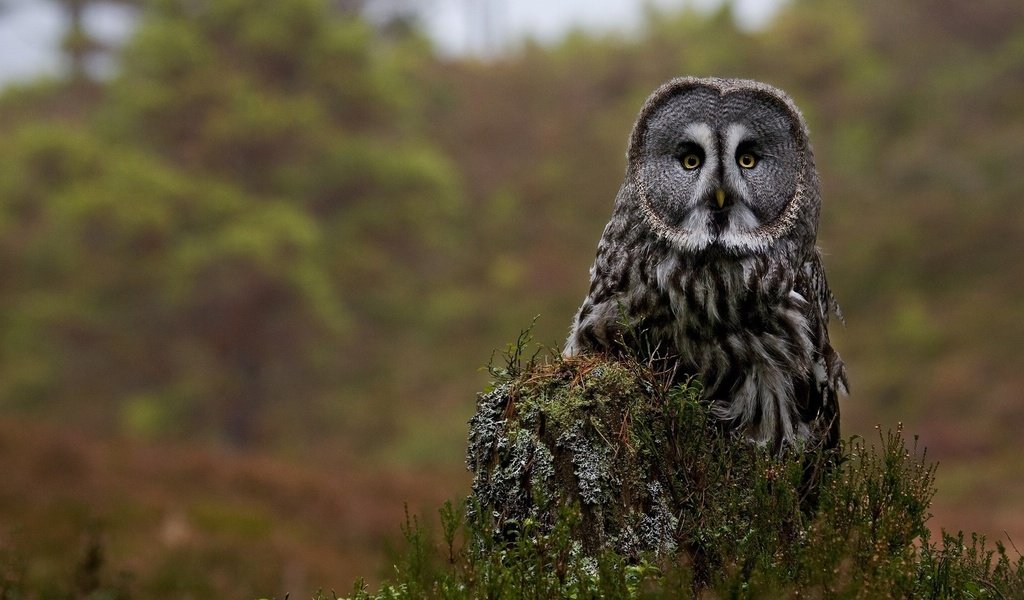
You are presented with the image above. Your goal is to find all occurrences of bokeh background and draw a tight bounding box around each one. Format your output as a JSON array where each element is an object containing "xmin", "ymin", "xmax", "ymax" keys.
[{"xmin": 1, "ymin": 0, "xmax": 1022, "ymax": 596}]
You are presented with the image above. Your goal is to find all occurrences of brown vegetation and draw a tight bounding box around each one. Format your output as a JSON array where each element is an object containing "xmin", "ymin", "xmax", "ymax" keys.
[{"xmin": 0, "ymin": 417, "xmax": 466, "ymax": 595}]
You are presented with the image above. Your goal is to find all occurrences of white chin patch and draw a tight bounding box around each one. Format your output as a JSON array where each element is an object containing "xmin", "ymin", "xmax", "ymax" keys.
[
  {"xmin": 717, "ymin": 204, "xmax": 769, "ymax": 251},
  {"xmin": 679, "ymin": 211, "xmax": 714, "ymax": 248},
  {"xmin": 726, "ymin": 203, "xmax": 761, "ymax": 231},
  {"xmin": 663, "ymin": 206, "xmax": 768, "ymax": 254},
  {"xmin": 674, "ymin": 204, "xmax": 768, "ymax": 253}
]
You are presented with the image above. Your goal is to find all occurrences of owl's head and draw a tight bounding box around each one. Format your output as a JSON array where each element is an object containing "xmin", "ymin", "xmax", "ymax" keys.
[{"xmin": 625, "ymin": 77, "xmax": 820, "ymax": 255}]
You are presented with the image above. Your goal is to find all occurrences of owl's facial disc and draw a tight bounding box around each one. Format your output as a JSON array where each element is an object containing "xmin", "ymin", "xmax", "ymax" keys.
[
  {"xmin": 632, "ymin": 82, "xmax": 806, "ymax": 254},
  {"xmin": 638, "ymin": 119, "xmax": 772, "ymax": 251}
]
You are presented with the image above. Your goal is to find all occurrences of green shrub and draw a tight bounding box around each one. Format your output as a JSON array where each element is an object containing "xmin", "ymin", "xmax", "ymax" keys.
[{"xmin": 343, "ymin": 346, "xmax": 1024, "ymax": 599}]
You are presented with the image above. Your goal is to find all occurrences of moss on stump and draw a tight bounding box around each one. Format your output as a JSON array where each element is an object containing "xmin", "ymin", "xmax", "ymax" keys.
[{"xmin": 466, "ymin": 353, "xmax": 832, "ymax": 565}]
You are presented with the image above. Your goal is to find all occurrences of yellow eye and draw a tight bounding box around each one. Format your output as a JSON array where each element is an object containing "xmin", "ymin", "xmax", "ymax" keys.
[
  {"xmin": 738, "ymin": 153, "xmax": 757, "ymax": 169},
  {"xmin": 682, "ymin": 154, "xmax": 701, "ymax": 170}
]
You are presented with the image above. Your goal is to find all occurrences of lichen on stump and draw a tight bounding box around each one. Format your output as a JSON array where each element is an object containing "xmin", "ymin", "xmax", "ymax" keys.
[{"xmin": 466, "ymin": 351, "xmax": 833, "ymax": 563}]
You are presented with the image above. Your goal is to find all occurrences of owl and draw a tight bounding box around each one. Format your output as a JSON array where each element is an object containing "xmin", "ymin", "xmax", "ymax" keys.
[{"xmin": 565, "ymin": 77, "xmax": 847, "ymax": 451}]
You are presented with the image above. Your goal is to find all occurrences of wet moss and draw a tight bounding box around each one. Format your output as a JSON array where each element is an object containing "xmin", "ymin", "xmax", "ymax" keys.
[{"xmin": 466, "ymin": 353, "xmax": 821, "ymax": 561}]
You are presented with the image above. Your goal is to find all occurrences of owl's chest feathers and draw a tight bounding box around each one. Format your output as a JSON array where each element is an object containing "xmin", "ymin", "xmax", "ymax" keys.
[
  {"xmin": 630, "ymin": 251, "xmax": 817, "ymax": 444},
  {"xmin": 639, "ymin": 252, "xmax": 812, "ymax": 381},
  {"xmin": 644, "ymin": 253, "xmax": 800, "ymax": 335}
]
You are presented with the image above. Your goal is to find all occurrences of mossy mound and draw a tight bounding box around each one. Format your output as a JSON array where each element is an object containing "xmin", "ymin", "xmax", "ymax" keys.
[
  {"xmin": 466, "ymin": 353, "xmax": 828, "ymax": 565},
  {"xmin": 345, "ymin": 348, "xmax": 1024, "ymax": 597}
]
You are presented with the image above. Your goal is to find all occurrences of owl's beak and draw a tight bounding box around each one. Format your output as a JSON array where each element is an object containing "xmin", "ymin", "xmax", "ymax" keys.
[{"xmin": 715, "ymin": 187, "xmax": 726, "ymax": 209}]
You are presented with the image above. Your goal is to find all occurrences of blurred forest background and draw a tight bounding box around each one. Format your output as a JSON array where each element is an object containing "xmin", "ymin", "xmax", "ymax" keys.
[{"xmin": 0, "ymin": 0, "xmax": 1023, "ymax": 596}]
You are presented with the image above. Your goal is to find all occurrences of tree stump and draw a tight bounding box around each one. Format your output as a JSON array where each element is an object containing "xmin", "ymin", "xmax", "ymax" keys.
[{"xmin": 466, "ymin": 354, "xmax": 824, "ymax": 561}]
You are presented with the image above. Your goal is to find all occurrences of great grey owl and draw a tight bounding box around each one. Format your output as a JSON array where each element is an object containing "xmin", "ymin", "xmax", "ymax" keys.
[{"xmin": 565, "ymin": 77, "xmax": 847, "ymax": 451}]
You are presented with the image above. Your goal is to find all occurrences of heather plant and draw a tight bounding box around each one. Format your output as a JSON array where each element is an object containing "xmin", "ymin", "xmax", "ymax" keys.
[{"xmin": 342, "ymin": 340, "xmax": 1024, "ymax": 599}]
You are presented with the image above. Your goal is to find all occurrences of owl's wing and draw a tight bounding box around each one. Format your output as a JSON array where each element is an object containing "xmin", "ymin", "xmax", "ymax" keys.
[
  {"xmin": 807, "ymin": 247, "xmax": 846, "ymax": 328},
  {"xmin": 796, "ymin": 249, "xmax": 848, "ymax": 449},
  {"xmin": 564, "ymin": 187, "xmax": 649, "ymax": 355}
]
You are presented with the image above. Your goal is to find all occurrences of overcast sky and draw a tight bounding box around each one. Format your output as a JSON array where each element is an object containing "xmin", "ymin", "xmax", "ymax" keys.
[
  {"xmin": 393, "ymin": 0, "xmax": 782, "ymax": 55},
  {"xmin": 0, "ymin": 0, "xmax": 783, "ymax": 86}
]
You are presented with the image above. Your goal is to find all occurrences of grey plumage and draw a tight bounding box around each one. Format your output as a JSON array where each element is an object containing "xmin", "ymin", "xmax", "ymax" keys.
[{"xmin": 565, "ymin": 77, "xmax": 847, "ymax": 450}]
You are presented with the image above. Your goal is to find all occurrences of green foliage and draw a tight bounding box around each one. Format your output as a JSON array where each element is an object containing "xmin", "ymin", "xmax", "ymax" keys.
[
  {"xmin": 0, "ymin": 122, "xmax": 348, "ymax": 443},
  {"xmin": 348, "ymin": 356, "xmax": 1024, "ymax": 599},
  {"xmin": 2, "ymin": 0, "xmax": 1023, "ymax": 474},
  {"xmin": 0, "ymin": 0, "xmax": 468, "ymax": 448}
]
